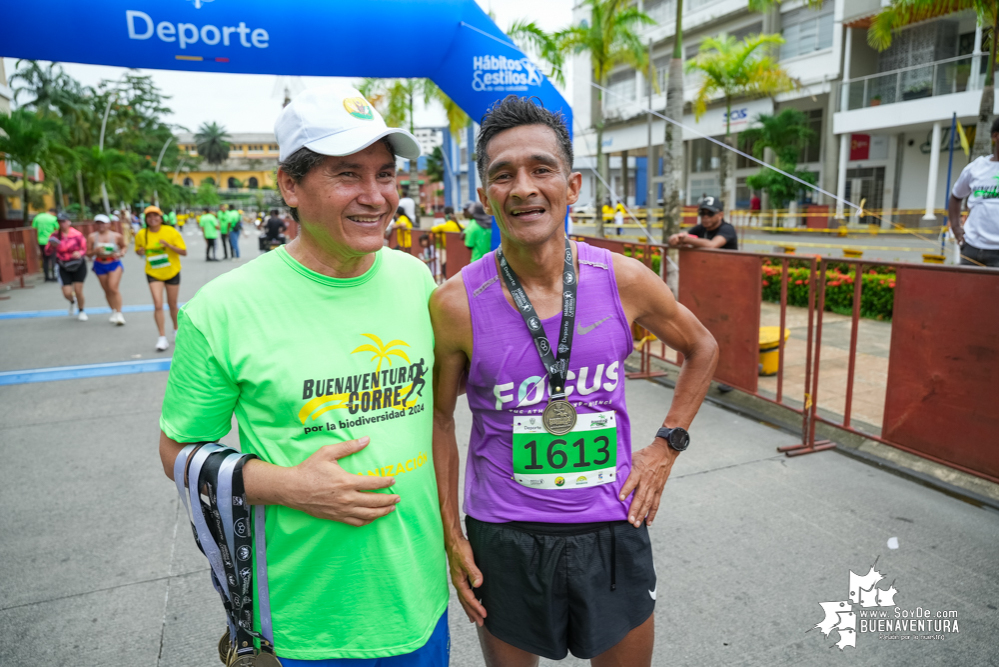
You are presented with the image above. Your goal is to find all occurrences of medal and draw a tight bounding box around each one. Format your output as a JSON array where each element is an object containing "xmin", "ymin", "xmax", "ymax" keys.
[
  {"xmin": 542, "ymin": 400, "xmax": 577, "ymax": 435},
  {"xmin": 218, "ymin": 631, "xmax": 232, "ymax": 664},
  {"xmin": 496, "ymin": 237, "xmax": 579, "ymax": 435},
  {"xmin": 228, "ymin": 651, "xmax": 283, "ymax": 667}
]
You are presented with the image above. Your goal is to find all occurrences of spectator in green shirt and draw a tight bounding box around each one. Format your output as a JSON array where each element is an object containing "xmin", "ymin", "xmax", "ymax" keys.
[
  {"xmin": 199, "ymin": 207, "xmax": 220, "ymax": 261},
  {"xmin": 32, "ymin": 207, "xmax": 59, "ymax": 281},
  {"xmin": 463, "ymin": 202, "xmax": 492, "ymax": 261}
]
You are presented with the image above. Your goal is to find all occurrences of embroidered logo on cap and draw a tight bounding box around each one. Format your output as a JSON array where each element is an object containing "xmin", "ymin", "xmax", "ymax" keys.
[{"xmin": 343, "ymin": 97, "xmax": 374, "ymax": 120}]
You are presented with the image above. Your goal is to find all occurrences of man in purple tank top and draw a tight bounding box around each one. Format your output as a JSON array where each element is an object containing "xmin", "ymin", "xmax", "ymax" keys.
[{"xmin": 431, "ymin": 96, "xmax": 719, "ymax": 666}]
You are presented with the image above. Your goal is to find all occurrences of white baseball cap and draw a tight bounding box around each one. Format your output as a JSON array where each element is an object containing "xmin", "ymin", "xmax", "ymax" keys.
[
  {"xmin": 275, "ymin": 84, "xmax": 421, "ymax": 162},
  {"xmin": 94, "ymin": 214, "xmax": 110, "ymax": 223}
]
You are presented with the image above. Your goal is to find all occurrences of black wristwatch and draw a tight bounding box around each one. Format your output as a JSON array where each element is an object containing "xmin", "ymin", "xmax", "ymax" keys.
[{"xmin": 656, "ymin": 427, "xmax": 690, "ymax": 452}]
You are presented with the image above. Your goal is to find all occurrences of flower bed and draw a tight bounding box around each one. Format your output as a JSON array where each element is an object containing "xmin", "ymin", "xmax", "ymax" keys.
[{"xmin": 761, "ymin": 264, "xmax": 895, "ymax": 320}]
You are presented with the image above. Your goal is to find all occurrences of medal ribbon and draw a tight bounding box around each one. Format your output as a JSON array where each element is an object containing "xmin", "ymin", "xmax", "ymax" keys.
[{"xmin": 496, "ymin": 237, "xmax": 577, "ymax": 401}]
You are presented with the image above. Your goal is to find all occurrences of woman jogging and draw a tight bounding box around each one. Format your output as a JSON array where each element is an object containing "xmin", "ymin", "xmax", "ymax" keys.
[
  {"xmin": 135, "ymin": 206, "xmax": 187, "ymax": 351},
  {"xmin": 46, "ymin": 212, "xmax": 89, "ymax": 321},
  {"xmin": 87, "ymin": 213, "xmax": 127, "ymax": 325}
]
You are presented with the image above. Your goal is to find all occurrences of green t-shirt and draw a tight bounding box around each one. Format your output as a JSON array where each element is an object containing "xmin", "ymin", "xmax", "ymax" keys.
[
  {"xmin": 219, "ymin": 210, "xmax": 232, "ymax": 233},
  {"xmin": 166, "ymin": 211, "xmax": 177, "ymax": 226},
  {"xmin": 32, "ymin": 212, "xmax": 59, "ymax": 244},
  {"xmin": 159, "ymin": 247, "xmax": 447, "ymax": 660},
  {"xmin": 464, "ymin": 220, "xmax": 492, "ymax": 261},
  {"xmin": 199, "ymin": 213, "xmax": 220, "ymax": 239}
]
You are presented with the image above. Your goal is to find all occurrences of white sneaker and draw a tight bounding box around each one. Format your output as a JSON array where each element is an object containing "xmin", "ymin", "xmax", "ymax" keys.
[
  {"xmin": 116, "ymin": 312, "xmax": 126, "ymax": 326},
  {"xmin": 77, "ymin": 311, "xmax": 88, "ymax": 322},
  {"xmin": 110, "ymin": 311, "xmax": 118, "ymax": 323},
  {"xmin": 156, "ymin": 336, "xmax": 169, "ymax": 351}
]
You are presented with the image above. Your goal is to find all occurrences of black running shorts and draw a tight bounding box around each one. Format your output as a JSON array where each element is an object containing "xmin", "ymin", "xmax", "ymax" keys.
[
  {"xmin": 146, "ymin": 271, "xmax": 180, "ymax": 285},
  {"xmin": 466, "ymin": 516, "xmax": 656, "ymax": 660}
]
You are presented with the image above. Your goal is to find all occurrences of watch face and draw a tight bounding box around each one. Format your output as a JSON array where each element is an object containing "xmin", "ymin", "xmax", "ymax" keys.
[{"xmin": 670, "ymin": 428, "xmax": 690, "ymax": 450}]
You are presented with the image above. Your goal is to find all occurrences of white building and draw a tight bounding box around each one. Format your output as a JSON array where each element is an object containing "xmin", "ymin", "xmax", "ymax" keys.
[{"xmin": 572, "ymin": 0, "xmax": 990, "ymax": 226}]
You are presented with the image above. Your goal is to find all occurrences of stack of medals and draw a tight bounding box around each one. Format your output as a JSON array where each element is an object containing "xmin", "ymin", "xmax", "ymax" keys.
[
  {"xmin": 173, "ymin": 443, "xmax": 281, "ymax": 666},
  {"xmin": 496, "ymin": 237, "xmax": 578, "ymax": 435}
]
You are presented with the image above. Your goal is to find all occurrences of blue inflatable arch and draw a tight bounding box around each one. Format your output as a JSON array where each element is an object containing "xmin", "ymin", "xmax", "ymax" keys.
[{"xmin": 1, "ymin": 0, "xmax": 572, "ymax": 144}]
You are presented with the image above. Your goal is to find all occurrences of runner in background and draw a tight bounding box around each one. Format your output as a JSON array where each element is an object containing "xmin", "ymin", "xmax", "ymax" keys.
[
  {"xmin": 387, "ymin": 206, "xmax": 413, "ymax": 249},
  {"xmin": 47, "ymin": 212, "xmax": 89, "ymax": 321},
  {"xmin": 166, "ymin": 209, "xmax": 178, "ymax": 227},
  {"xmin": 135, "ymin": 206, "xmax": 187, "ymax": 351},
  {"xmin": 463, "ymin": 202, "xmax": 492, "ymax": 261},
  {"xmin": 32, "ymin": 207, "xmax": 59, "ymax": 282},
  {"xmin": 218, "ymin": 204, "xmax": 232, "ymax": 259},
  {"xmin": 431, "ymin": 207, "xmax": 464, "ymax": 278},
  {"xmin": 199, "ymin": 207, "xmax": 219, "ymax": 261},
  {"xmin": 87, "ymin": 213, "xmax": 126, "ymax": 325},
  {"xmin": 228, "ymin": 207, "xmax": 242, "ymax": 259}
]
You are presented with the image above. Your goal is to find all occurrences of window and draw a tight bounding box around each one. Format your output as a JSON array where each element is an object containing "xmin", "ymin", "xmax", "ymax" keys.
[
  {"xmin": 203, "ymin": 177, "xmax": 215, "ymax": 186},
  {"xmin": 800, "ymin": 108, "xmax": 823, "ymax": 164},
  {"xmin": 731, "ymin": 21, "xmax": 762, "ymax": 43},
  {"xmin": 781, "ymin": 2, "xmax": 834, "ymax": 60},
  {"xmin": 644, "ymin": 0, "xmax": 674, "ymax": 26},
  {"xmin": 248, "ymin": 177, "xmax": 259, "ymax": 189},
  {"xmin": 248, "ymin": 145, "xmax": 264, "ymax": 153},
  {"xmin": 228, "ymin": 177, "xmax": 240, "ymax": 188},
  {"xmin": 644, "ymin": 55, "xmax": 671, "ymax": 96},
  {"xmin": 690, "ymin": 138, "xmax": 720, "ymax": 173},
  {"xmin": 183, "ymin": 177, "xmax": 193, "ymax": 187},
  {"xmin": 188, "ymin": 146, "xmax": 198, "ymax": 156},
  {"xmin": 606, "ymin": 69, "xmax": 636, "ymax": 107}
]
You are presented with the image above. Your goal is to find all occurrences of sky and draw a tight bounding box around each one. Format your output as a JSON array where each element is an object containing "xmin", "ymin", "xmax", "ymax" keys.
[{"xmin": 3, "ymin": 0, "xmax": 574, "ymax": 135}]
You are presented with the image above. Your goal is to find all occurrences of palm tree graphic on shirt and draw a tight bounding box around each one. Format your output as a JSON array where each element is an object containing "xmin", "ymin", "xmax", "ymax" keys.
[{"xmin": 351, "ymin": 334, "xmax": 411, "ymax": 373}]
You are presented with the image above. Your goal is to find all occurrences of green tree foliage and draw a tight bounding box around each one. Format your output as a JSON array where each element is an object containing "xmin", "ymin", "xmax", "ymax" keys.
[
  {"xmin": 686, "ymin": 33, "xmax": 798, "ymax": 207},
  {"xmin": 742, "ymin": 109, "xmax": 817, "ymax": 208},
  {"xmin": 194, "ymin": 122, "xmax": 231, "ymax": 187},
  {"xmin": 425, "ymin": 145, "xmax": 445, "ymax": 185},
  {"xmin": 507, "ymin": 20, "xmax": 567, "ymax": 87},
  {"xmin": 197, "ymin": 181, "xmax": 221, "ymax": 206},
  {"xmin": 77, "ymin": 146, "xmax": 137, "ymax": 205},
  {"xmin": 0, "ymin": 109, "xmax": 67, "ymax": 222}
]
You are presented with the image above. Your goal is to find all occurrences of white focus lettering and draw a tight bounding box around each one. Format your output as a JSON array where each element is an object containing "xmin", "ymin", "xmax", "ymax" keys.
[
  {"xmin": 200, "ymin": 24, "xmax": 221, "ymax": 46},
  {"xmin": 126, "ymin": 10, "xmax": 153, "ymax": 39},
  {"xmin": 156, "ymin": 21, "xmax": 176, "ymax": 42},
  {"xmin": 517, "ymin": 376, "xmax": 545, "ymax": 408},
  {"xmin": 222, "ymin": 26, "xmax": 237, "ymax": 46},
  {"xmin": 251, "ymin": 28, "xmax": 270, "ymax": 48},
  {"xmin": 576, "ymin": 364, "xmax": 604, "ymax": 396},
  {"xmin": 178, "ymin": 23, "xmax": 199, "ymax": 49},
  {"xmin": 564, "ymin": 370, "xmax": 576, "ymax": 398},
  {"xmin": 494, "ymin": 382, "xmax": 514, "ymax": 410},
  {"xmin": 603, "ymin": 361, "xmax": 620, "ymax": 391}
]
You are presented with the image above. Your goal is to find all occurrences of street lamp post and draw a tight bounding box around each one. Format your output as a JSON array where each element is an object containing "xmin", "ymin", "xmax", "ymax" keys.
[
  {"xmin": 153, "ymin": 136, "xmax": 174, "ymax": 208},
  {"xmin": 98, "ymin": 73, "xmax": 130, "ymax": 217}
]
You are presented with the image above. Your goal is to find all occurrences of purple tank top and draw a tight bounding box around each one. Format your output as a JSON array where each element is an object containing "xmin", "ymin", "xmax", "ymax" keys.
[{"xmin": 462, "ymin": 241, "xmax": 634, "ymax": 523}]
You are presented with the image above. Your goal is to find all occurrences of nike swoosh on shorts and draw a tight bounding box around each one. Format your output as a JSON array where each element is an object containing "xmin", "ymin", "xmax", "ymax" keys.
[
  {"xmin": 577, "ymin": 316, "xmax": 611, "ymax": 335},
  {"xmin": 649, "ymin": 585, "xmax": 657, "ymax": 600}
]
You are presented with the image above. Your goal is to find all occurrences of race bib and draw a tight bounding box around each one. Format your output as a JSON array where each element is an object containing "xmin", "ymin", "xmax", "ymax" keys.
[
  {"xmin": 101, "ymin": 243, "xmax": 116, "ymax": 255},
  {"xmin": 147, "ymin": 251, "xmax": 171, "ymax": 270},
  {"xmin": 512, "ymin": 410, "xmax": 617, "ymax": 490}
]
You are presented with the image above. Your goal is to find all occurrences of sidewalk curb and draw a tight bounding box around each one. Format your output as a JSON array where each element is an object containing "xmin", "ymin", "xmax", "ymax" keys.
[{"xmin": 629, "ymin": 361, "xmax": 999, "ymax": 513}]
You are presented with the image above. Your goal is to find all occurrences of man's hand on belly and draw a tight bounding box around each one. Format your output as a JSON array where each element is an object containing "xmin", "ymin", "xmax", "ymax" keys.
[
  {"xmin": 264, "ymin": 436, "xmax": 401, "ymax": 527},
  {"xmin": 618, "ymin": 442, "xmax": 679, "ymax": 528}
]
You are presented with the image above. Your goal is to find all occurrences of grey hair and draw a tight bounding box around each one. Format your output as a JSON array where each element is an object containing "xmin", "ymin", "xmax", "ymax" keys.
[
  {"xmin": 278, "ymin": 140, "xmax": 397, "ymax": 222},
  {"xmin": 476, "ymin": 95, "xmax": 573, "ymax": 183}
]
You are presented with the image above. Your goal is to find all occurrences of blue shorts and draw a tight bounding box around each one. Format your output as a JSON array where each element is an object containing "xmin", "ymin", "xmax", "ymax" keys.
[
  {"xmin": 278, "ymin": 612, "xmax": 449, "ymax": 667},
  {"xmin": 92, "ymin": 260, "xmax": 122, "ymax": 276}
]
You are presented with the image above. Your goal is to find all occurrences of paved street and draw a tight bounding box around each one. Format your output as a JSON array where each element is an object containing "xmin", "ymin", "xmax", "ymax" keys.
[{"xmin": 1, "ymin": 234, "xmax": 996, "ymax": 666}]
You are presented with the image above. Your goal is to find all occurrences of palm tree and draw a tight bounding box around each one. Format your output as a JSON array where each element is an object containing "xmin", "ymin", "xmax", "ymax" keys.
[
  {"xmin": 9, "ymin": 61, "xmax": 87, "ymax": 115},
  {"xmin": 559, "ymin": 0, "xmax": 654, "ymax": 236},
  {"xmin": 868, "ymin": 0, "xmax": 996, "ymax": 157},
  {"xmin": 508, "ymin": 20, "xmax": 568, "ymax": 87},
  {"xmin": 686, "ymin": 33, "xmax": 797, "ymax": 212},
  {"xmin": 0, "ymin": 109, "xmax": 64, "ymax": 223},
  {"xmin": 194, "ymin": 122, "xmax": 231, "ymax": 187},
  {"xmin": 78, "ymin": 146, "xmax": 136, "ymax": 207},
  {"xmin": 359, "ymin": 78, "xmax": 469, "ymax": 207},
  {"xmin": 742, "ymin": 109, "xmax": 818, "ymax": 207},
  {"xmin": 663, "ymin": 0, "xmax": 686, "ymax": 246}
]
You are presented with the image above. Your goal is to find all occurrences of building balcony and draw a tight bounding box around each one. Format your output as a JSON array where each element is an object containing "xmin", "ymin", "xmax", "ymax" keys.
[
  {"xmin": 842, "ymin": 54, "xmax": 984, "ymax": 111},
  {"xmin": 833, "ymin": 54, "xmax": 997, "ymax": 135}
]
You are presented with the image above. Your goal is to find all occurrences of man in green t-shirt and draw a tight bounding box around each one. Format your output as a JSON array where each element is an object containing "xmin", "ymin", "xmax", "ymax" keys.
[
  {"xmin": 198, "ymin": 207, "xmax": 220, "ymax": 261},
  {"xmin": 463, "ymin": 202, "xmax": 492, "ymax": 261},
  {"xmin": 158, "ymin": 84, "xmax": 448, "ymax": 664},
  {"xmin": 218, "ymin": 204, "xmax": 232, "ymax": 259},
  {"xmin": 32, "ymin": 207, "xmax": 60, "ymax": 281}
]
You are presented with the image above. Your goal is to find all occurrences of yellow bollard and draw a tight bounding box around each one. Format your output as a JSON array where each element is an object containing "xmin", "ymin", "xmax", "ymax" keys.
[{"xmin": 759, "ymin": 326, "xmax": 791, "ymax": 376}]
